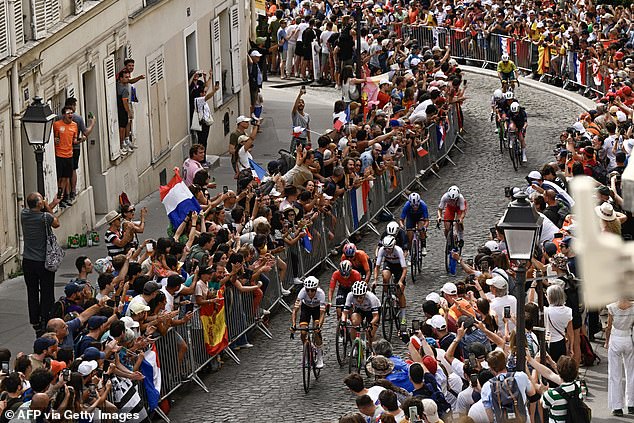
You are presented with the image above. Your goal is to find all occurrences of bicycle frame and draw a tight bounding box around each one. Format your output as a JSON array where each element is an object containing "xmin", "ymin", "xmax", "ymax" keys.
[
  {"xmin": 342, "ymin": 322, "xmax": 371, "ymax": 375},
  {"xmin": 290, "ymin": 325, "xmax": 321, "ymax": 393}
]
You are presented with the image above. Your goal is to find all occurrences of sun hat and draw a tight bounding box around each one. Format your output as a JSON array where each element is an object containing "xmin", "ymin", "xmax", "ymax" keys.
[
  {"xmin": 77, "ymin": 360, "xmax": 98, "ymax": 376},
  {"xmin": 595, "ymin": 202, "xmax": 616, "ymax": 221},
  {"xmin": 366, "ymin": 355, "xmax": 395, "ymax": 376},
  {"xmin": 422, "ymin": 398, "xmax": 440, "ymax": 423},
  {"xmin": 105, "ymin": 211, "xmax": 121, "ymax": 224}
]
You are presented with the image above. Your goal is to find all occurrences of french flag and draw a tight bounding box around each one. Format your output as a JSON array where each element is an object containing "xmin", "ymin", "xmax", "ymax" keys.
[
  {"xmin": 249, "ymin": 159, "xmax": 267, "ymax": 183},
  {"xmin": 333, "ymin": 110, "xmax": 348, "ymax": 131},
  {"xmin": 140, "ymin": 345, "xmax": 162, "ymax": 411},
  {"xmin": 436, "ymin": 121, "xmax": 447, "ymax": 149},
  {"xmin": 300, "ymin": 228, "xmax": 313, "ymax": 253},
  {"xmin": 349, "ymin": 184, "xmax": 369, "ymax": 229},
  {"xmin": 160, "ymin": 168, "xmax": 201, "ymax": 229},
  {"xmin": 500, "ymin": 37, "xmax": 511, "ymax": 56}
]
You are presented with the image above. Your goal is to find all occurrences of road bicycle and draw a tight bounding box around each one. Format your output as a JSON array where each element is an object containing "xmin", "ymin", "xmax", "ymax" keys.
[
  {"xmin": 334, "ymin": 307, "xmax": 352, "ymax": 367},
  {"xmin": 290, "ymin": 325, "xmax": 322, "ymax": 393},
  {"xmin": 494, "ymin": 112, "xmax": 506, "ymax": 154},
  {"xmin": 407, "ymin": 227, "xmax": 426, "ymax": 283},
  {"xmin": 507, "ymin": 127, "xmax": 521, "ymax": 171},
  {"xmin": 342, "ymin": 321, "xmax": 372, "ymax": 376},
  {"xmin": 374, "ymin": 282, "xmax": 401, "ymax": 342},
  {"xmin": 438, "ymin": 219, "xmax": 463, "ymax": 274}
]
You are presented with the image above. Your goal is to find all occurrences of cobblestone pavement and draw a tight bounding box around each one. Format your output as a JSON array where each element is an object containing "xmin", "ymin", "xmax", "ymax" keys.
[{"xmin": 167, "ymin": 73, "xmax": 584, "ymax": 422}]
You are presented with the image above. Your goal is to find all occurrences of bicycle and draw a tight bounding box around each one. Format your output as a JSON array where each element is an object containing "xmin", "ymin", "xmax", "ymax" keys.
[
  {"xmin": 334, "ymin": 306, "xmax": 352, "ymax": 367},
  {"xmin": 507, "ymin": 127, "xmax": 521, "ymax": 171},
  {"xmin": 374, "ymin": 282, "xmax": 401, "ymax": 342},
  {"xmin": 495, "ymin": 112, "xmax": 506, "ymax": 154},
  {"xmin": 342, "ymin": 321, "xmax": 372, "ymax": 376},
  {"xmin": 290, "ymin": 325, "xmax": 322, "ymax": 393},
  {"xmin": 407, "ymin": 227, "xmax": 426, "ymax": 283},
  {"xmin": 437, "ymin": 219, "xmax": 463, "ymax": 274}
]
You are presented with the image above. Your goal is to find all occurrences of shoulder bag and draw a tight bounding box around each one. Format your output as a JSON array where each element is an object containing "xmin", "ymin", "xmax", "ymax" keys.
[{"xmin": 43, "ymin": 214, "xmax": 64, "ymax": 272}]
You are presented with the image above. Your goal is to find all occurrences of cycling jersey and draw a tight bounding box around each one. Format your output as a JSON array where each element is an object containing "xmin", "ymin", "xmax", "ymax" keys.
[
  {"xmin": 296, "ymin": 287, "xmax": 326, "ymax": 309},
  {"xmin": 329, "ymin": 269, "xmax": 361, "ymax": 291},
  {"xmin": 508, "ymin": 108, "xmax": 528, "ymax": 128},
  {"xmin": 343, "ymin": 291, "xmax": 381, "ymax": 313},
  {"xmin": 376, "ymin": 245, "xmax": 407, "ymax": 267},
  {"xmin": 438, "ymin": 193, "xmax": 467, "ymax": 212},
  {"xmin": 497, "ymin": 60, "xmax": 517, "ymax": 74},
  {"xmin": 340, "ymin": 251, "xmax": 371, "ymax": 275},
  {"xmin": 379, "ymin": 229, "xmax": 408, "ymax": 250},
  {"xmin": 401, "ymin": 200, "xmax": 429, "ymax": 229}
]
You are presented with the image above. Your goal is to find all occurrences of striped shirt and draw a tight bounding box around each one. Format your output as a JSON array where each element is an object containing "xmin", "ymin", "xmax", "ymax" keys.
[
  {"xmin": 105, "ymin": 230, "xmax": 125, "ymax": 257},
  {"xmin": 541, "ymin": 381, "xmax": 581, "ymax": 422}
]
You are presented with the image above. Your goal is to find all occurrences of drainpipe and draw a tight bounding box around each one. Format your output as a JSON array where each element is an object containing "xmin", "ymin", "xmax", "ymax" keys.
[{"xmin": 8, "ymin": 0, "xmax": 25, "ymax": 257}]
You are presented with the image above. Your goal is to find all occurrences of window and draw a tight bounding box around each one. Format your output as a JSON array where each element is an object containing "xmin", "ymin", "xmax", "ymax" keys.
[
  {"xmin": 211, "ymin": 6, "xmax": 242, "ymax": 107},
  {"xmin": 103, "ymin": 56, "xmax": 121, "ymax": 161},
  {"xmin": 32, "ymin": 0, "xmax": 60, "ymax": 40},
  {"xmin": 0, "ymin": 0, "xmax": 23, "ymax": 59},
  {"xmin": 146, "ymin": 50, "xmax": 169, "ymax": 160}
]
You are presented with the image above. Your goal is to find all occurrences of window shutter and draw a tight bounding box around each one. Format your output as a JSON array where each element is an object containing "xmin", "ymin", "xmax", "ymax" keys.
[
  {"xmin": 147, "ymin": 57, "xmax": 157, "ymax": 86},
  {"xmin": 0, "ymin": 2, "xmax": 9, "ymax": 60},
  {"xmin": 230, "ymin": 5, "xmax": 242, "ymax": 94},
  {"xmin": 14, "ymin": 0, "xmax": 24, "ymax": 48},
  {"xmin": 211, "ymin": 16, "xmax": 222, "ymax": 107},
  {"xmin": 73, "ymin": 0, "xmax": 82, "ymax": 14},
  {"xmin": 31, "ymin": 0, "xmax": 46, "ymax": 39},
  {"xmin": 66, "ymin": 84, "xmax": 74, "ymax": 100},
  {"xmin": 103, "ymin": 56, "xmax": 121, "ymax": 160},
  {"xmin": 45, "ymin": 0, "xmax": 59, "ymax": 29}
]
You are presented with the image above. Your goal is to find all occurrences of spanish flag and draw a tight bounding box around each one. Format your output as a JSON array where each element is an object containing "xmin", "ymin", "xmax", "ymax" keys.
[{"xmin": 200, "ymin": 287, "xmax": 229, "ymax": 356}]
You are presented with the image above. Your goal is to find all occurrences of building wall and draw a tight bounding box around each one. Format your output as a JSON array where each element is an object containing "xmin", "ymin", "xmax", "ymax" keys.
[{"xmin": 0, "ymin": 0, "xmax": 250, "ymax": 279}]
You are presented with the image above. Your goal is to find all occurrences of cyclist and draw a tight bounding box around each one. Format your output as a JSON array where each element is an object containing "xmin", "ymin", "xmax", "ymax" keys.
[
  {"xmin": 328, "ymin": 260, "xmax": 362, "ymax": 320},
  {"xmin": 399, "ymin": 193, "xmax": 429, "ymax": 259},
  {"xmin": 491, "ymin": 89, "xmax": 504, "ymax": 133},
  {"xmin": 290, "ymin": 276, "xmax": 326, "ymax": 368},
  {"xmin": 377, "ymin": 221, "xmax": 408, "ymax": 256},
  {"xmin": 498, "ymin": 91, "xmax": 514, "ymax": 121},
  {"xmin": 341, "ymin": 243, "xmax": 372, "ymax": 284},
  {"xmin": 508, "ymin": 101, "xmax": 528, "ymax": 163},
  {"xmin": 497, "ymin": 53, "xmax": 519, "ymax": 88},
  {"xmin": 373, "ymin": 235, "xmax": 408, "ymax": 326},
  {"xmin": 341, "ymin": 281, "xmax": 381, "ymax": 349},
  {"xmin": 437, "ymin": 186, "xmax": 467, "ymax": 248}
]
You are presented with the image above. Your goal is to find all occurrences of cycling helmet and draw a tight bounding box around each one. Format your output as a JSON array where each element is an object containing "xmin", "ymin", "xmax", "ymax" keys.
[
  {"xmin": 510, "ymin": 102, "xmax": 520, "ymax": 113},
  {"xmin": 304, "ymin": 276, "xmax": 319, "ymax": 290},
  {"xmin": 351, "ymin": 281, "xmax": 368, "ymax": 296},
  {"xmin": 386, "ymin": 221, "xmax": 400, "ymax": 236},
  {"xmin": 504, "ymin": 91, "xmax": 514, "ymax": 100},
  {"xmin": 409, "ymin": 192, "xmax": 421, "ymax": 207},
  {"xmin": 340, "ymin": 260, "xmax": 352, "ymax": 277},
  {"xmin": 501, "ymin": 53, "xmax": 510, "ymax": 62},
  {"xmin": 447, "ymin": 186, "xmax": 460, "ymax": 200},
  {"xmin": 343, "ymin": 242, "xmax": 357, "ymax": 257},
  {"xmin": 493, "ymin": 89, "xmax": 503, "ymax": 99},
  {"xmin": 383, "ymin": 235, "xmax": 397, "ymax": 249}
]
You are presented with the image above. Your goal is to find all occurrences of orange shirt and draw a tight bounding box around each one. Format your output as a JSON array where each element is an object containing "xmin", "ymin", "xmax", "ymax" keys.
[{"xmin": 53, "ymin": 120, "xmax": 78, "ymax": 158}]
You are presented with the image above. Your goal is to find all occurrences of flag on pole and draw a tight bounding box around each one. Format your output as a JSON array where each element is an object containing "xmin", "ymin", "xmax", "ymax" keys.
[
  {"xmin": 111, "ymin": 377, "xmax": 149, "ymax": 422},
  {"xmin": 200, "ymin": 288, "xmax": 229, "ymax": 356},
  {"xmin": 160, "ymin": 168, "xmax": 201, "ymax": 229},
  {"xmin": 333, "ymin": 111, "xmax": 347, "ymax": 131},
  {"xmin": 140, "ymin": 345, "xmax": 162, "ymax": 411},
  {"xmin": 436, "ymin": 122, "xmax": 447, "ymax": 149},
  {"xmin": 349, "ymin": 185, "xmax": 369, "ymax": 229},
  {"xmin": 300, "ymin": 228, "xmax": 313, "ymax": 253},
  {"xmin": 248, "ymin": 159, "xmax": 267, "ymax": 183},
  {"xmin": 500, "ymin": 37, "xmax": 511, "ymax": 56}
]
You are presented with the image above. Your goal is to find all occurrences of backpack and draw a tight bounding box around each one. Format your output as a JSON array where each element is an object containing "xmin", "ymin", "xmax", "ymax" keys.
[
  {"xmin": 418, "ymin": 373, "xmax": 452, "ymax": 419},
  {"xmin": 579, "ymin": 333, "xmax": 601, "ymax": 367},
  {"xmin": 554, "ymin": 384, "xmax": 591, "ymax": 423},
  {"xmin": 490, "ymin": 372, "xmax": 527, "ymax": 423},
  {"xmin": 585, "ymin": 162, "xmax": 607, "ymax": 185},
  {"xmin": 49, "ymin": 297, "xmax": 68, "ymax": 321}
]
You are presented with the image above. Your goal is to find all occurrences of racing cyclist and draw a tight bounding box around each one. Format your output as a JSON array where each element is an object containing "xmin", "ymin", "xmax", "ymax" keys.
[
  {"xmin": 341, "ymin": 281, "xmax": 381, "ymax": 349},
  {"xmin": 491, "ymin": 89, "xmax": 504, "ymax": 133},
  {"xmin": 437, "ymin": 186, "xmax": 467, "ymax": 248},
  {"xmin": 291, "ymin": 276, "xmax": 326, "ymax": 368},
  {"xmin": 341, "ymin": 243, "xmax": 372, "ymax": 284},
  {"xmin": 377, "ymin": 221, "xmax": 408, "ymax": 257},
  {"xmin": 508, "ymin": 101, "xmax": 528, "ymax": 162},
  {"xmin": 497, "ymin": 54, "xmax": 519, "ymax": 88},
  {"xmin": 399, "ymin": 192, "xmax": 429, "ymax": 259},
  {"xmin": 328, "ymin": 260, "xmax": 362, "ymax": 320},
  {"xmin": 373, "ymin": 235, "xmax": 408, "ymax": 326}
]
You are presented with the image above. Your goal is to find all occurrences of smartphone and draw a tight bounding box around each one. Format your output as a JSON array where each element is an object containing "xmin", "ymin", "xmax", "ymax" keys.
[
  {"xmin": 146, "ymin": 243, "xmax": 154, "ymax": 252},
  {"xmin": 62, "ymin": 368, "xmax": 71, "ymax": 382},
  {"xmin": 114, "ymin": 296, "xmax": 121, "ymax": 305},
  {"xmin": 103, "ymin": 359, "xmax": 111, "ymax": 370},
  {"xmin": 504, "ymin": 305, "xmax": 511, "ymax": 319},
  {"xmin": 317, "ymin": 184, "xmax": 323, "ymax": 194},
  {"xmin": 185, "ymin": 302, "xmax": 194, "ymax": 314},
  {"xmin": 489, "ymin": 227, "xmax": 497, "ymax": 239},
  {"xmin": 411, "ymin": 319, "xmax": 420, "ymax": 330},
  {"xmin": 89, "ymin": 384, "xmax": 97, "ymax": 394},
  {"xmin": 1, "ymin": 362, "xmax": 9, "ymax": 373},
  {"xmin": 223, "ymin": 185, "xmax": 229, "ymax": 194},
  {"xmin": 106, "ymin": 298, "xmax": 116, "ymax": 307},
  {"xmin": 469, "ymin": 353, "xmax": 477, "ymax": 368},
  {"xmin": 255, "ymin": 188, "xmax": 261, "ymax": 196},
  {"xmin": 408, "ymin": 406, "xmax": 419, "ymax": 421},
  {"xmin": 470, "ymin": 374, "xmax": 478, "ymax": 387},
  {"xmin": 504, "ymin": 186, "xmax": 512, "ymax": 198}
]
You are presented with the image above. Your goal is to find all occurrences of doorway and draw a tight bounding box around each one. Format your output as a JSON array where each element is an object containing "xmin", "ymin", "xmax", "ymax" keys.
[
  {"xmin": 82, "ymin": 67, "xmax": 107, "ymax": 214},
  {"xmin": 185, "ymin": 29, "xmax": 198, "ymax": 75}
]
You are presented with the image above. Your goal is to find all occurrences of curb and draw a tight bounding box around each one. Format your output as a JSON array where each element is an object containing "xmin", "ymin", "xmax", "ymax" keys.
[{"xmin": 461, "ymin": 65, "xmax": 596, "ymax": 112}]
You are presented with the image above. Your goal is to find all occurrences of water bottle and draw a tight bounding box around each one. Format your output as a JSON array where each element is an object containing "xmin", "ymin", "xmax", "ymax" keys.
[{"xmin": 448, "ymin": 248, "xmax": 458, "ymax": 275}]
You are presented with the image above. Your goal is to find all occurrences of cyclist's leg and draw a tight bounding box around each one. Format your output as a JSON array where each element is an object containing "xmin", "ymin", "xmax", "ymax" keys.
[
  {"xmin": 382, "ymin": 265, "xmax": 392, "ymax": 285},
  {"xmin": 417, "ymin": 220, "xmax": 427, "ymax": 253},
  {"xmin": 363, "ymin": 311, "xmax": 377, "ymax": 347},
  {"xmin": 335, "ymin": 287, "xmax": 349, "ymax": 321},
  {"xmin": 311, "ymin": 308, "xmax": 323, "ymax": 347},
  {"xmin": 443, "ymin": 208, "xmax": 452, "ymax": 238},
  {"xmin": 390, "ymin": 263, "xmax": 407, "ymax": 324},
  {"xmin": 299, "ymin": 304, "xmax": 311, "ymax": 343},
  {"xmin": 350, "ymin": 311, "xmax": 361, "ymax": 339}
]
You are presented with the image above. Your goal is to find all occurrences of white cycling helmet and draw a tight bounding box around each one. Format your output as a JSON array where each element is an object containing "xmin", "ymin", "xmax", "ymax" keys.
[
  {"xmin": 409, "ymin": 192, "xmax": 421, "ymax": 207},
  {"xmin": 447, "ymin": 186, "xmax": 460, "ymax": 200},
  {"xmin": 351, "ymin": 281, "xmax": 368, "ymax": 296},
  {"xmin": 493, "ymin": 89, "xmax": 503, "ymax": 99},
  {"xmin": 340, "ymin": 260, "xmax": 352, "ymax": 277},
  {"xmin": 383, "ymin": 235, "xmax": 397, "ymax": 249},
  {"xmin": 504, "ymin": 91, "xmax": 514, "ymax": 100},
  {"xmin": 387, "ymin": 221, "xmax": 400, "ymax": 236},
  {"xmin": 501, "ymin": 53, "xmax": 510, "ymax": 62},
  {"xmin": 304, "ymin": 276, "xmax": 319, "ymax": 290},
  {"xmin": 510, "ymin": 102, "xmax": 520, "ymax": 113}
]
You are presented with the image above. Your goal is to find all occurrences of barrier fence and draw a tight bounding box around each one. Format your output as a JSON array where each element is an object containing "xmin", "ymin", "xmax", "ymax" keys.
[
  {"xmin": 404, "ymin": 25, "xmax": 610, "ymax": 96},
  {"xmin": 113, "ymin": 104, "xmax": 465, "ymax": 422}
]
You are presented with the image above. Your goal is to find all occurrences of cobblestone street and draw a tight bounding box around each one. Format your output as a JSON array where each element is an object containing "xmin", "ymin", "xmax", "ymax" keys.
[{"xmin": 167, "ymin": 71, "xmax": 584, "ymax": 422}]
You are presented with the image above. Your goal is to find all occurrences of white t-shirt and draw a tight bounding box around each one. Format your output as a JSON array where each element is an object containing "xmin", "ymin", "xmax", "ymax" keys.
[
  {"xmin": 539, "ymin": 212, "xmax": 559, "ymax": 243},
  {"xmin": 455, "ymin": 386, "xmax": 475, "ymax": 416},
  {"xmin": 467, "ymin": 399, "xmax": 490, "ymax": 423},
  {"xmin": 491, "ymin": 295, "xmax": 518, "ymax": 335},
  {"xmin": 320, "ymin": 30, "xmax": 333, "ymax": 53},
  {"xmin": 237, "ymin": 146, "xmax": 253, "ymax": 172},
  {"xmin": 367, "ymin": 385, "xmax": 386, "ymax": 405},
  {"xmin": 296, "ymin": 22, "xmax": 309, "ymax": 41},
  {"xmin": 545, "ymin": 305, "xmax": 572, "ymax": 342},
  {"xmin": 125, "ymin": 295, "xmax": 148, "ymax": 317}
]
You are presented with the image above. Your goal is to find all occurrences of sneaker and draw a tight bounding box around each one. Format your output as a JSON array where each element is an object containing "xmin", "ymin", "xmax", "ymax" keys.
[
  {"xmin": 495, "ymin": 128, "xmax": 499, "ymax": 134},
  {"xmin": 59, "ymin": 200, "xmax": 71, "ymax": 209},
  {"xmin": 422, "ymin": 247, "xmax": 428, "ymax": 257},
  {"xmin": 400, "ymin": 317, "xmax": 407, "ymax": 326},
  {"xmin": 240, "ymin": 343, "xmax": 254, "ymax": 349},
  {"xmin": 315, "ymin": 349, "xmax": 324, "ymax": 369},
  {"xmin": 261, "ymin": 309, "xmax": 271, "ymax": 316},
  {"xmin": 522, "ymin": 150, "xmax": 527, "ymax": 162},
  {"xmin": 69, "ymin": 192, "xmax": 76, "ymax": 202},
  {"xmin": 613, "ymin": 409, "xmax": 624, "ymax": 417},
  {"xmin": 281, "ymin": 288, "xmax": 291, "ymax": 296},
  {"xmin": 120, "ymin": 147, "xmax": 128, "ymax": 156},
  {"xmin": 293, "ymin": 277, "xmax": 303, "ymax": 285}
]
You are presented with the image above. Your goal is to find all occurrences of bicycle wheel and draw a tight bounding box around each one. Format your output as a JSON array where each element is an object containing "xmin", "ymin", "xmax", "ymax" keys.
[
  {"xmin": 392, "ymin": 293, "xmax": 401, "ymax": 333},
  {"xmin": 410, "ymin": 237, "xmax": 418, "ymax": 282},
  {"xmin": 312, "ymin": 344, "xmax": 321, "ymax": 379},
  {"xmin": 515, "ymin": 139, "xmax": 522, "ymax": 169},
  {"xmin": 302, "ymin": 341, "xmax": 311, "ymax": 393},
  {"xmin": 416, "ymin": 237, "xmax": 424, "ymax": 275},
  {"xmin": 497, "ymin": 122, "xmax": 505, "ymax": 153},
  {"xmin": 444, "ymin": 236, "xmax": 451, "ymax": 273},
  {"xmin": 348, "ymin": 339, "xmax": 362, "ymax": 374},
  {"xmin": 335, "ymin": 324, "xmax": 347, "ymax": 366},
  {"xmin": 381, "ymin": 297, "xmax": 394, "ymax": 341},
  {"xmin": 508, "ymin": 133, "xmax": 518, "ymax": 171}
]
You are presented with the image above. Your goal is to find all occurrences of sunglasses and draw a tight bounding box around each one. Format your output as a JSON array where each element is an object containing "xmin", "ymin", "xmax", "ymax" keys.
[
  {"xmin": 354, "ymin": 295, "xmax": 365, "ymax": 300},
  {"xmin": 125, "ymin": 209, "xmax": 135, "ymax": 213},
  {"xmin": 306, "ymin": 288, "xmax": 317, "ymax": 293}
]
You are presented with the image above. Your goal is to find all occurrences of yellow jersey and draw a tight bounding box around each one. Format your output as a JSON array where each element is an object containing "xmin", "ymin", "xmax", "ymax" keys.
[{"xmin": 497, "ymin": 60, "xmax": 517, "ymax": 74}]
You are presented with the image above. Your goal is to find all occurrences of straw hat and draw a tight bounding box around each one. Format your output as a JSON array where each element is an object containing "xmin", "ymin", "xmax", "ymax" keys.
[{"xmin": 595, "ymin": 202, "xmax": 616, "ymax": 222}]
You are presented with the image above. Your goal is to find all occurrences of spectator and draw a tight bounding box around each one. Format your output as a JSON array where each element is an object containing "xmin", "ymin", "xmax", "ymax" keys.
[
  {"xmin": 53, "ymin": 106, "xmax": 79, "ymax": 208},
  {"xmin": 63, "ymin": 97, "xmax": 95, "ymax": 203},
  {"xmin": 116, "ymin": 70, "xmax": 133, "ymax": 154}
]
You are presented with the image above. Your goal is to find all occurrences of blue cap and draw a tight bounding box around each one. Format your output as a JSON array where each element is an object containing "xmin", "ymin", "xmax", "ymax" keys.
[
  {"xmin": 33, "ymin": 337, "xmax": 56, "ymax": 354},
  {"xmin": 87, "ymin": 316, "xmax": 108, "ymax": 330},
  {"xmin": 82, "ymin": 346, "xmax": 106, "ymax": 361},
  {"xmin": 561, "ymin": 236, "xmax": 573, "ymax": 246},
  {"xmin": 64, "ymin": 282, "xmax": 83, "ymax": 297}
]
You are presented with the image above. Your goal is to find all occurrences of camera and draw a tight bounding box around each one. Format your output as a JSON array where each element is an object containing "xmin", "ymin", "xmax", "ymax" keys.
[
  {"xmin": 62, "ymin": 368, "xmax": 71, "ymax": 382},
  {"xmin": 1, "ymin": 361, "xmax": 9, "ymax": 373},
  {"xmin": 400, "ymin": 319, "xmax": 424, "ymax": 343}
]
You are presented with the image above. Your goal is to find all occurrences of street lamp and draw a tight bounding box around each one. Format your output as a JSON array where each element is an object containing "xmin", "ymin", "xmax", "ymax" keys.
[
  {"xmin": 352, "ymin": 0, "xmax": 363, "ymax": 79},
  {"xmin": 21, "ymin": 97, "xmax": 56, "ymax": 196},
  {"xmin": 497, "ymin": 192, "xmax": 543, "ymax": 371}
]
